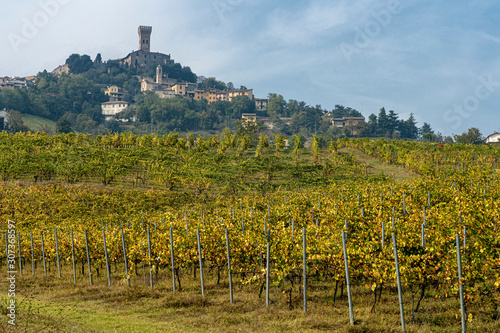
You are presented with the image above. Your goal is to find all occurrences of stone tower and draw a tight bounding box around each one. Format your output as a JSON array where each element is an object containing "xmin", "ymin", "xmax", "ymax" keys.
[
  {"xmin": 156, "ymin": 65, "xmax": 162, "ymax": 84},
  {"xmin": 138, "ymin": 26, "xmax": 152, "ymax": 52}
]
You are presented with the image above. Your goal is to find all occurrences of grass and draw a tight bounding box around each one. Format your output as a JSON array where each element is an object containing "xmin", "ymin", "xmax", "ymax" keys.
[
  {"xmin": 21, "ymin": 114, "xmax": 57, "ymax": 133},
  {"xmin": 338, "ymin": 148, "xmax": 416, "ymax": 182},
  {"xmin": 1, "ymin": 261, "xmax": 498, "ymax": 332}
]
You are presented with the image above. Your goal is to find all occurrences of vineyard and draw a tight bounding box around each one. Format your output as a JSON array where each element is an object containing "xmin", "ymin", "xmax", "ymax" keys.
[{"xmin": 1, "ymin": 132, "xmax": 500, "ymax": 332}]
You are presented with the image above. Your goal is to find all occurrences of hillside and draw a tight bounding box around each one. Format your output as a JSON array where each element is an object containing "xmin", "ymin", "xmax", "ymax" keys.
[
  {"xmin": 21, "ymin": 114, "xmax": 57, "ymax": 133},
  {"xmin": 0, "ymin": 135, "xmax": 499, "ymax": 332}
]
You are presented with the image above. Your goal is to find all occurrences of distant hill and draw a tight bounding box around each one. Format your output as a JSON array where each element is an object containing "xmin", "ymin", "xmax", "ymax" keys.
[{"xmin": 21, "ymin": 114, "xmax": 57, "ymax": 133}]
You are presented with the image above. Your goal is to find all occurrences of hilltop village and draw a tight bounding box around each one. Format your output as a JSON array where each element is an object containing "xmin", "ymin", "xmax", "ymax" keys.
[{"xmin": 1, "ymin": 26, "xmax": 455, "ymax": 143}]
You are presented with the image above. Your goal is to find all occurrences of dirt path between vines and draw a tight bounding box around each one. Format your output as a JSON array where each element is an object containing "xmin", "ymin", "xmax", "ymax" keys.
[{"xmin": 338, "ymin": 148, "xmax": 417, "ymax": 182}]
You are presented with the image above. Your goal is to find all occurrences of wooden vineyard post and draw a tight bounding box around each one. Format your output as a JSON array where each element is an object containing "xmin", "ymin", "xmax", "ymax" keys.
[
  {"xmin": 341, "ymin": 230, "xmax": 354, "ymax": 325},
  {"xmin": 147, "ymin": 227, "xmax": 153, "ymax": 290},
  {"xmin": 225, "ymin": 228, "xmax": 233, "ymax": 304},
  {"xmin": 41, "ymin": 230, "xmax": 47, "ymax": 277},
  {"xmin": 170, "ymin": 227, "xmax": 175, "ymax": 291},
  {"xmin": 54, "ymin": 229, "xmax": 61, "ymax": 278},
  {"xmin": 392, "ymin": 233, "xmax": 406, "ymax": 332},
  {"xmin": 84, "ymin": 230, "xmax": 93, "ymax": 286},
  {"xmin": 71, "ymin": 230, "xmax": 76, "ymax": 284},
  {"xmin": 196, "ymin": 228, "xmax": 205, "ymax": 297},
  {"xmin": 303, "ymin": 227, "xmax": 307, "ymax": 314},
  {"xmin": 456, "ymin": 234, "xmax": 466, "ymax": 333},
  {"xmin": 103, "ymin": 230, "xmax": 111, "ymax": 287},
  {"xmin": 121, "ymin": 228, "xmax": 130, "ymax": 286}
]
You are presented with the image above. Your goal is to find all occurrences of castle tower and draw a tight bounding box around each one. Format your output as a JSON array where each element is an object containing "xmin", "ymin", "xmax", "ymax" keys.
[
  {"xmin": 138, "ymin": 26, "xmax": 152, "ymax": 52},
  {"xmin": 156, "ymin": 65, "xmax": 162, "ymax": 84}
]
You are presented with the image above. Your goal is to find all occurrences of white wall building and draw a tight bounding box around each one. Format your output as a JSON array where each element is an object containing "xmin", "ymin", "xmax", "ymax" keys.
[
  {"xmin": 486, "ymin": 132, "xmax": 500, "ymax": 144},
  {"xmin": 101, "ymin": 101, "xmax": 129, "ymax": 120}
]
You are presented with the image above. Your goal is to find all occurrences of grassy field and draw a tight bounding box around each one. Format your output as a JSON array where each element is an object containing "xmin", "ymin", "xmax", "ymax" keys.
[
  {"xmin": 337, "ymin": 148, "xmax": 416, "ymax": 182},
  {"xmin": 21, "ymin": 114, "xmax": 57, "ymax": 133},
  {"xmin": 2, "ymin": 262, "xmax": 496, "ymax": 333}
]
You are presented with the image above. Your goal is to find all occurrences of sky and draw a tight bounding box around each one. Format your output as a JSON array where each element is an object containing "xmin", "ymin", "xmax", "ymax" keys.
[{"xmin": 1, "ymin": 0, "xmax": 500, "ymax": 137}]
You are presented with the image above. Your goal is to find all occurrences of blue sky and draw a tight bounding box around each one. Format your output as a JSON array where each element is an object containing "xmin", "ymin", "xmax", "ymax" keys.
[{"xmin": 1, "ymin": 0, "xmax": 499, "ymax": 136}]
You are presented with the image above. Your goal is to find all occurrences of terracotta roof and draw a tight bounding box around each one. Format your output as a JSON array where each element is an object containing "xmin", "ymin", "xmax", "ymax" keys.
[{"xmin": 101, "ymin": 101, "xmax": 129, "ymax": 105}]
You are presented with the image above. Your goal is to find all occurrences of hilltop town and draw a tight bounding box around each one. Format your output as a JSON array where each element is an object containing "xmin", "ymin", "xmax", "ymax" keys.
[{"xmin": 0, "ymin": 26, "xmax": 451, "ymax": 144}]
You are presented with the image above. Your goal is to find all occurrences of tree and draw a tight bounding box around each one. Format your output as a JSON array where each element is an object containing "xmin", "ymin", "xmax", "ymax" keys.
[
  {"xmin": 453, "ymin": 128, "xmax": 484, "ymax": 144},
  {"xmin": 387, "ymin": 110, "xmax": 399, "ymax": 131},
  {"xmin": 330, "ymin": 105, "xmax": 363, "ymax": 118},
  {"xmin": 367, "ymin": 113, "xmax": 377, "ymax": 136},
  {"xmin": 56, "ymin": 117, "xmax": 73, "ymax": 133},
  {"xmin": 198, "ymin": 77, "xmax": 226, "ymax": 90},
  {"xmin": 267, "ymin": 93, "xmax": 286, "ymax": 117},
  {"xmin": 377, "ymin": 107, "xmax": 390, "ymax": 136},
  {"xmin": 231, "ymin": 95, "xmax": 254, "ymax": 118},
  {"xmin": 227, "ymin": 82, "xmax": 235, "ymax": 90},
  {"xmin": 235, "ymin": 118, "xmax": 265, "ymax": 146},
  {"xmin": 420, "ymin": 122, "xmax": 433, "ymax": 136},
  {"xmin": 400, "ymin": 113, "xmax": 419, "ymax": 139},
  {"xmin": 6, "ymin": 110, "xmax": 30, "ymax": 133},
  {"xmin": 1, "ymin": 88, "xmax": 32, "ymax": 114},
  {"xmin": 65, "ymin": 54, "xmax": 93, "ymax": 74},
  {"xmin": 95, "ymin": 53, "xmax": 102, "ymax": 64},
  {"xmin": 422, "ymin": 132, "xmax": 439, "ymax": 142}
]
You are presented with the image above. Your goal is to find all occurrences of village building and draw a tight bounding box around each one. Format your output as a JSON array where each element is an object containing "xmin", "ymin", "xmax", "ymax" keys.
[
  {"xmin": 101, "ymin": 101, "xmax": 129, "ymax": 120},
  {"xmin": 119, "ymin": 26, "xmax": 174, "ymax": 69},
  {"xmin": 0, "ymin": 109, "xmax": 8, "ymax": 130},
  {"xmin": 104, "ymin": 86, "xmax": 126, "ymax": 101},
  {"xmin": 0, "ymin": 77, "xmax": 32, "ymax": 90},
  {"xmin": 255, "ymin": 98, "xmax": 268, "ymax": 112},
  {"xmin": 485, "ymin": 132, "xmax": 500, "ymax": 144},
  {"xmin": 331, "ymin": 116, "xmax": 365, "ymax": 136},
  {"xmin": 227, "ymin": 89, "xmax": 253, "ymax": 101},
  {"xmin": 52, "ymin": 64, "xmax": 70, "ymax": 75}
]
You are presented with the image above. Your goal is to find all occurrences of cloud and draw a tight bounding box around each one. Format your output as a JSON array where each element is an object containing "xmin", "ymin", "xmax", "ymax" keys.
[
  {"xmin": 0, "ymin": 0, "xmax": 499, "ymax": 136},
  {"xmin": 477, "ymin": 32, "xmax": 500, "ymax": 44},
  {"xmin": 264, "ymin": 1, "xmax": 350, "ymax": 45}
]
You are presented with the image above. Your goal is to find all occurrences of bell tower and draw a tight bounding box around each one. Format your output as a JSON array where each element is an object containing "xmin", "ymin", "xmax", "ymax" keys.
[
  {"xmin": 156, "ymin": 65, "xmax": 163, "ymax": 84},
  {"xmin": 138, "ymin": 26, "xmax": 152, "ymax": 52}
]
